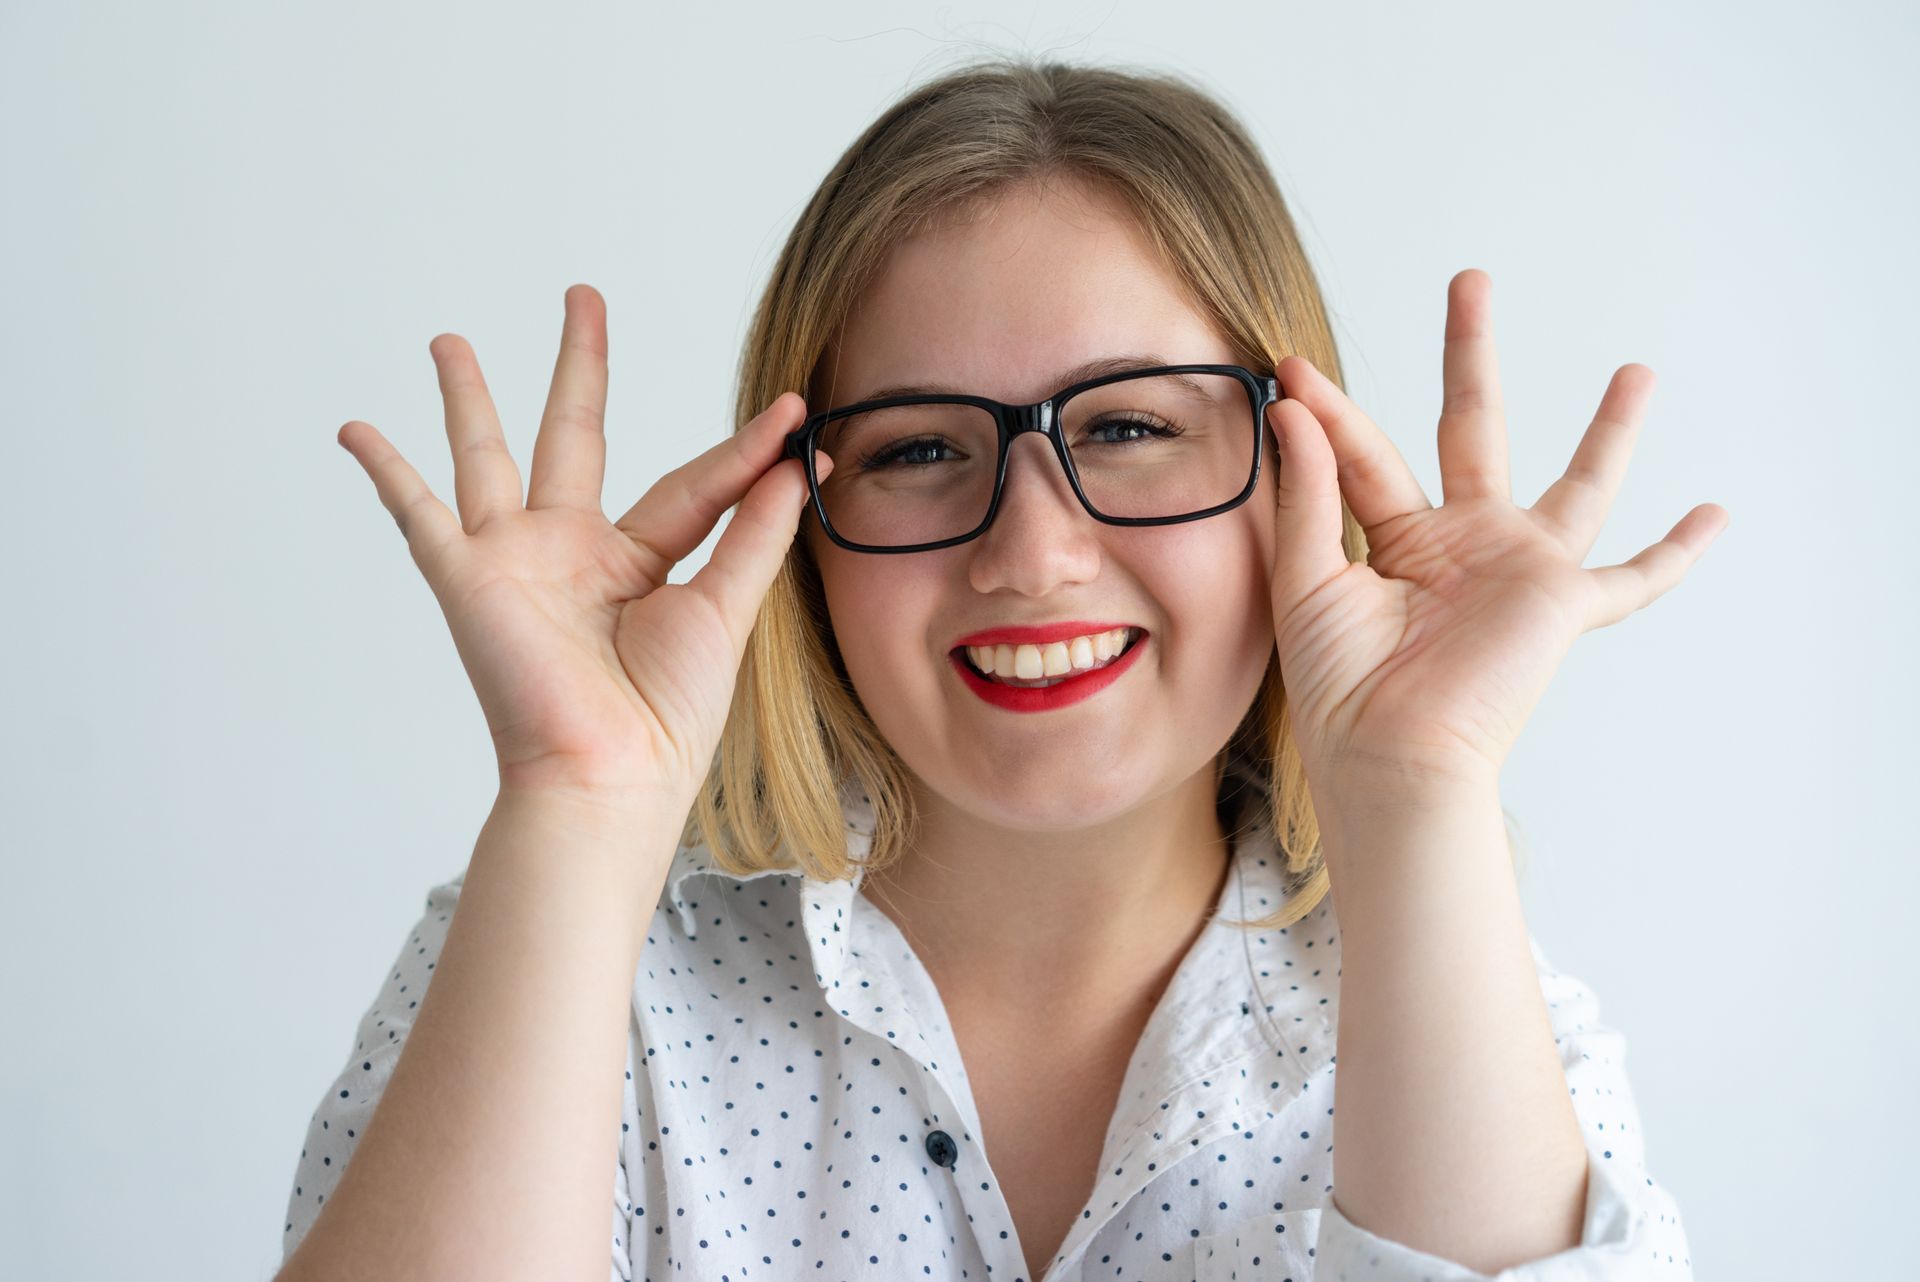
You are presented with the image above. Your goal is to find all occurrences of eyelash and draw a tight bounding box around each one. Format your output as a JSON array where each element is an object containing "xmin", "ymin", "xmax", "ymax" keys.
[{"xmin": 856, "ymin": 416, "xmax": 1187, "ymax": 471}]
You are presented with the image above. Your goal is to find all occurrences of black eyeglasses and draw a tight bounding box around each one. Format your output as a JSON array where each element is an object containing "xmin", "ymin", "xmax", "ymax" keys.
[{"xmin": 782, "ymin": 362, "xmax": 1279, "ymax": 554}]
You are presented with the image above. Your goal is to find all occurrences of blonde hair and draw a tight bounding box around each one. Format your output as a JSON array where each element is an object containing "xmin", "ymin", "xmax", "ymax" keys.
[{"xmin": 682, "ymin": 53, "xmax": 1520, "ymax": 930}]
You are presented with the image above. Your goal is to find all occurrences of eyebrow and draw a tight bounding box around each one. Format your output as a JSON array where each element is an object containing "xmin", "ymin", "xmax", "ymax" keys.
[{"xmin": 850, "ymin": 353, "xmax": 1190, "ymax": 405}]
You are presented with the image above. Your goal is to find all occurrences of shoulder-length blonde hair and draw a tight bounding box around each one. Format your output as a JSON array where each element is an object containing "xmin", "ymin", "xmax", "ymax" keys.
[{"xmin": 681, "ymin": 54, "xmax": 1519, "ymax": 931}]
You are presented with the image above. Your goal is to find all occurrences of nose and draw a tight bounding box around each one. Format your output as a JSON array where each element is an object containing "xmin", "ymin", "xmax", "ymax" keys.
[{"xmin": 964, "ymin": 429, "xmax": 1103, "ymax": 594}]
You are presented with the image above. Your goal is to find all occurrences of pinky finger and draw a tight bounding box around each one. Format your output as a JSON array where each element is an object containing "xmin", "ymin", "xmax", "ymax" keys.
[
  {"xmin": 338, "ymin": 420, "xmax": 466, "ymax": 580},
  {"xmin": 1582, "ymin": 502, "xmax": 1730, "ymax": 631}
]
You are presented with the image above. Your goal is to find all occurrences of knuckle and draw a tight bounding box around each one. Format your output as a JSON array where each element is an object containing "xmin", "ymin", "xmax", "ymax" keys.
[
  {"xmin": 551, "ymin": 400, "xmax": 605, "ymax": 434},
  {"xmin": 455, "ymin": 433, "xmax": 510, "ymax": 458}
]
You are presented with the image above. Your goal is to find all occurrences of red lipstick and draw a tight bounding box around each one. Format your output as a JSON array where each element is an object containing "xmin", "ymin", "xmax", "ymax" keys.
[{"xmin": 949, "ymin": 631, "xmax": 1147, "ymax": 712}]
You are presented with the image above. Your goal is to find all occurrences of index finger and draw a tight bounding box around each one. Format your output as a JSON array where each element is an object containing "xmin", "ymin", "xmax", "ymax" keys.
[
  {"xmin": 1275, "ymin": 354, "xmax": 1432, "ymax": 530},
  {"xmin": 610, "ymin": 393, "xmax": 812, "ymax": 587}
]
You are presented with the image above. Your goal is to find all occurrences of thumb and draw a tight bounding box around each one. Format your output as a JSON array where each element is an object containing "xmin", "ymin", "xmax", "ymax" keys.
[
  {"xmin": 1268, "ymin": 397, "xmax": 1350, "ymax": 617},
  {"xmin": 686, "ymin": 449, "xmax": 833, "ymax": 653}
]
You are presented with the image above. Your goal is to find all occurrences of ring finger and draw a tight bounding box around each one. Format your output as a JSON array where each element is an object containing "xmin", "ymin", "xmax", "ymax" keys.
[{"xmin": 430, "ymin": 332, "xmax": 524, "ymax": 533}]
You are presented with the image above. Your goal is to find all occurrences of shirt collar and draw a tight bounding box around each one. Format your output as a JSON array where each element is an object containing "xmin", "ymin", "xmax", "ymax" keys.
[{"xmin": 664, "ymin": 770, "xmax": 1340, "ymax": 1077}]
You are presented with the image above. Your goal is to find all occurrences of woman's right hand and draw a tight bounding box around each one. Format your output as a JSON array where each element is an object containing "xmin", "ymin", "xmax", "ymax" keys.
[{"xmin": 337, "ymin": 283, "xmax": 833, "ymax": 805}]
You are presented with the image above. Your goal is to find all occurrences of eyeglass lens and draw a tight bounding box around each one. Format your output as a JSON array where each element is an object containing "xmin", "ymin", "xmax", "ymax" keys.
[{"xmin": 812, "ymin": 371, "xmax": 1256, "ymax": 549}]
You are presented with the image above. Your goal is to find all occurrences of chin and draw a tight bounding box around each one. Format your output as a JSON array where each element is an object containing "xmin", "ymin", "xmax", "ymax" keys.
[{"xmin": 938, "ymin": 766, "xmax": 1156, "ymax": 834}]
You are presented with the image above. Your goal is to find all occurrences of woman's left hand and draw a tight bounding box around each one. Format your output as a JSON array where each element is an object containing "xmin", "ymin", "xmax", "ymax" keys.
[{"xmin": 1267, "ymin": 268, "xmax": 1729, "ymax": 799}]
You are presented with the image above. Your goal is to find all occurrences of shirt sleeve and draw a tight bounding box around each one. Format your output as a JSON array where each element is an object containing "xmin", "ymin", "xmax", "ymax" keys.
[
  {"xmin": 612, "ymin": 1033, "xmax": 639, "ymax": 1281},
  {"xmin": 1311, "ymin": 937, "xmax": 1694, "ymax": 1280},
  {"xmin": 278, "ymin": 872, "xmax": 636, "ymax": 1282}
]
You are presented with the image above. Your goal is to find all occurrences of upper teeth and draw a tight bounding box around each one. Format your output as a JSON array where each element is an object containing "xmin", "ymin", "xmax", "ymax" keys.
[{"xmin": 963, "ymin": 627, "xmax": 1138, "ymax": 679}]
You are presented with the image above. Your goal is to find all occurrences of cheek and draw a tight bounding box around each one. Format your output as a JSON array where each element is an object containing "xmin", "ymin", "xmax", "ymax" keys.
[
  {"xmin": 813, "ymin": 549, "xmax": 936, "ymax": 694},
  {"xmin": 1145, "ymin": 515, "xmax": 1276, "ymax": 685}
]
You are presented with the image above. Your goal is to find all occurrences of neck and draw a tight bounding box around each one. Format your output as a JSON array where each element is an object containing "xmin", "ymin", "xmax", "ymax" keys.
[{"xmin": 856, "ymin": 763, "xmax": 1236, "ymax": 1023}]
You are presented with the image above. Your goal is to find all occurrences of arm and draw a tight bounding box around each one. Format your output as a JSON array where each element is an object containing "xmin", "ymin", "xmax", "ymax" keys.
[
  {"xmin": 1318, "ymin": 785, "xmax": 1589, "ymax": 1274},
  {"xmin": 1313, "ymin": 785, "xmax": 1693, "ymax": 1280},
  {"xmin": 1260, "ymin": 276, "xmax": 1715, "ymax": 1277},
  {"xmin": 276, "ymin": 786, "xmax": 683, "ymax": 1282}
]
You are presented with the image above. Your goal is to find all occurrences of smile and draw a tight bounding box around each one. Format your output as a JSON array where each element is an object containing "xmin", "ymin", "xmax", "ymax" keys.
[{"xmin": 948, "ymin": 629, "xmax": 1147, "ymax": 712}]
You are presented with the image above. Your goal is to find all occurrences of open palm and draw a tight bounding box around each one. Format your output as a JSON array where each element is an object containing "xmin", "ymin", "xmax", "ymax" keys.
[
  {"xmin": 338, "ymin": 285, "xmax": 826, "ymax": 801},
  {"xmin": 1266, "ymin": 269, "xmax": 1729, "ymax": 792}
]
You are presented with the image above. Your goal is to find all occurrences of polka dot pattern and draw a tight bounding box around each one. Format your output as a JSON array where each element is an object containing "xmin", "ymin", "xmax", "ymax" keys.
[{"xmin": 281, "ymin": 775, "xmax": 1691, "ymax": 1280}]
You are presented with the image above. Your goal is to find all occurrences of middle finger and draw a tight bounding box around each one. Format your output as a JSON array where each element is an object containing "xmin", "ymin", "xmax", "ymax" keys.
[
  {"xmin": 1437, "ymin": 268, "xmax": 1511, "ymax": 505},
  {"xmin": 528, "ymin": 283, "xmax": 612, "ymax": 515}
]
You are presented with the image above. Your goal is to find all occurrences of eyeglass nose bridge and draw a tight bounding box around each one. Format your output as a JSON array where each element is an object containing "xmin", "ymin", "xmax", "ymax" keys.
[
  {"xmin": 1003, "ymin": 398, "xmax": 1054, "ymax": 437},
  {"xmin": 995, "ymin": 397, "xmax": 1076, "ymax": 499}
]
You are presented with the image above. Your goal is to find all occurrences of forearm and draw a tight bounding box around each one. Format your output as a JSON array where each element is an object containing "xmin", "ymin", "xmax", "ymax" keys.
[
  {"xmin": 279, "ymin": 786, "xmax": 684, "ymax": 1282},
  {"xmin": 1318, "ymin": 780, "xmax": 1587, "ymax": 1275}
]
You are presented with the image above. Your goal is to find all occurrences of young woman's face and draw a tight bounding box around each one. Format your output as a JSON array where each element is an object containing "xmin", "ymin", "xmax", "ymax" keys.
[{"xmin": 804, "ymin": 178, "xmax": 1280, "ymax": 832}]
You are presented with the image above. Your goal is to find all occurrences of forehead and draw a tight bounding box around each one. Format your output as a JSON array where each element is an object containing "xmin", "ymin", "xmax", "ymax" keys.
[{"xmin": 822, "ymin": 179, "xmax": 1233, "ymax": 408}]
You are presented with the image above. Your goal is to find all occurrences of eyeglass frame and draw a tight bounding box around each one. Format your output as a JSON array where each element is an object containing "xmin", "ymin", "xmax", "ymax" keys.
[{"xmin": 781, "ymin": 362, "xmax": 1281, "ymax": 555}]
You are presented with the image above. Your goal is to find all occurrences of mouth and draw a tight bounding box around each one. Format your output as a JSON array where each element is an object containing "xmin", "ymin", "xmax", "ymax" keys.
[
  {"xmin": 952, "ymin": 625, "xmax": 1144, "ymax": 687},
  {"xmin": 948, "ymin": 629, "xmax": 1144, "ymax": 710}
]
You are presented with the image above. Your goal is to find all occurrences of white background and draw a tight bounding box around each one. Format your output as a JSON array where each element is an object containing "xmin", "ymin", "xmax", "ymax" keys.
[{"xmin": 2, "ymin": 2, "xmax": 1911, "ymax": 1277}]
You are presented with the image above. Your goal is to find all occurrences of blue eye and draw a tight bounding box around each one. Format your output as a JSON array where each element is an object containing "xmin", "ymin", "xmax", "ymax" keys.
[
  {"xmin": 1084, "ymin": 416, "xmax": 1185, "ymax": 445},
  {"xmin": 858, "ymin": 436, "xmax": 963, "ymax": 470}
]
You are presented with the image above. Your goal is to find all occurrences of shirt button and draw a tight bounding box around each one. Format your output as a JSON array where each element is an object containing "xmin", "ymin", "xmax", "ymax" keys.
[{"xmin": 925, "ymin": 1128, "xmax": 959, "ymax": 1169}]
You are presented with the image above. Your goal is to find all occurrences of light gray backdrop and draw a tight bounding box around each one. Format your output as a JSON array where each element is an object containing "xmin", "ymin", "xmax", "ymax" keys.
[{"xmin": 2, "ymin": 2, "xmax": 1910, "ymax": 1278}]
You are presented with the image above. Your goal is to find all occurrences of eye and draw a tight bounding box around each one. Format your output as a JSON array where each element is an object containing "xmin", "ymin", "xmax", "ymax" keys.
[
  {"xmin": 859, "ymin": 436, "xmax": 963, "ymax": 469},
  {"xmin": 1081, "ymin": 415, "xmax": 1186, "ymax": 445}
]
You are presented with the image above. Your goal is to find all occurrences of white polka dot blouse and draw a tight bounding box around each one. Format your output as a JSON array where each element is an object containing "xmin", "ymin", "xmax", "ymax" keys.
[{"xmin": 281, "ymin": 774, "xmax": 1692, "ymax": 1280}]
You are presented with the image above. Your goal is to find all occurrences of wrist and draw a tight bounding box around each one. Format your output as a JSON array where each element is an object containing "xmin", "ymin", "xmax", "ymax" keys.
[
  {"xmin": 1310, "ymin": 754, "xmax": 1500, "ymax": 821},
  {"xmin": 475, "ymin": 786, "xmax": 688, "ymax": 967},
  {"xmin": 1310, "ymin": 770, "xmax": 1504, "ymax": 860},
  {"xmin": 492, "ymin": 780, "xmax": 693, "ymax": 845},
  {"xmin": 496, "ymin": 749, "xmax": 693, "ymax": 810}
]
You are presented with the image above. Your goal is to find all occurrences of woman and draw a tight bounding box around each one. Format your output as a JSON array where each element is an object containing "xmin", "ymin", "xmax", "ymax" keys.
[{"xmin": 280, "ymin": 56, "xmax": 1716, "ymax": 1281}]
